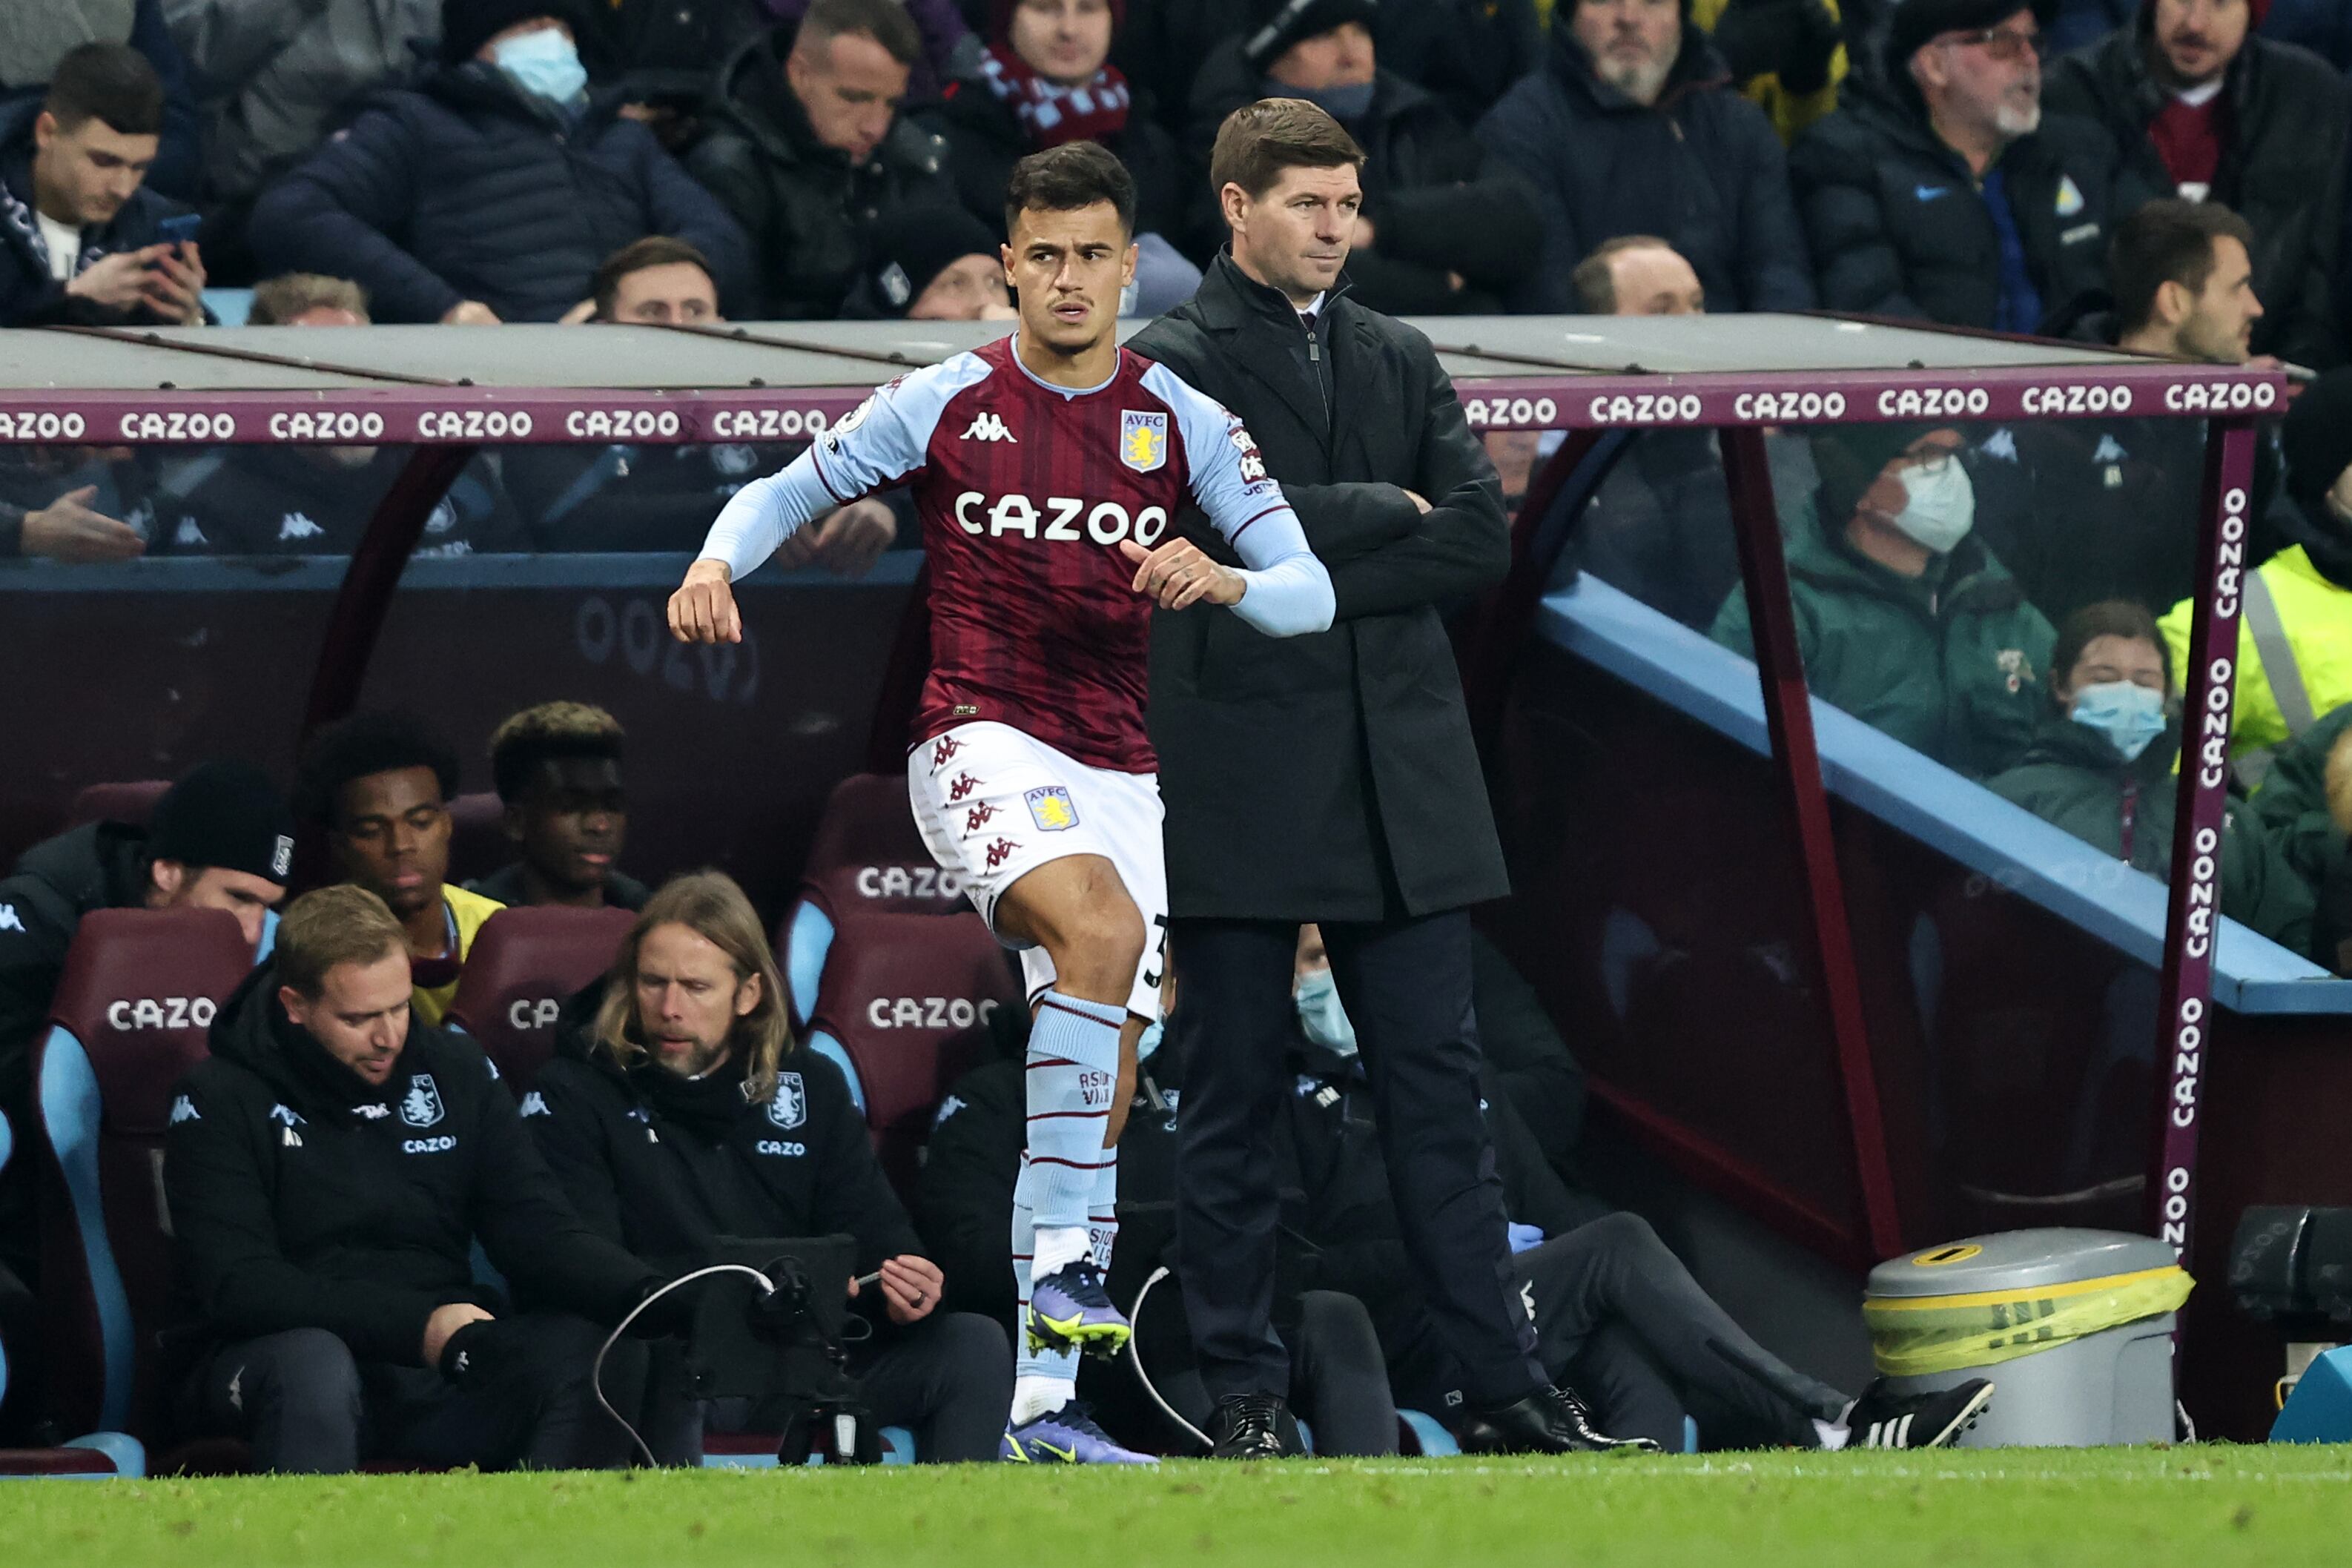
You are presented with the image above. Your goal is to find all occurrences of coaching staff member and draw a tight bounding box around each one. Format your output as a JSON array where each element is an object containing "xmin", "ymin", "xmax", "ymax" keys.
[{"xmin": 1126, "ymin": 99, "xmax": 1650, "ymax": 1459}]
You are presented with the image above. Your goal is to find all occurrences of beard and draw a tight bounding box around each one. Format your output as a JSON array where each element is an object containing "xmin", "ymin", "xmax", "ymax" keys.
[
  {"xmin": 1599, "ymin": 53, "xmax": 1674, "ymax": 107},
  {"xmin": 1992, "ymin": 97, "xmax": 2041, "ymax": 138}
]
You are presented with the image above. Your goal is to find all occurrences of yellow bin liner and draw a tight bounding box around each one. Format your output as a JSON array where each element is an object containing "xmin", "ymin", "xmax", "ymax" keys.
[{"xmin": 1863, "ymin": 1265, "xmax": 2194, "ymax": 1378}]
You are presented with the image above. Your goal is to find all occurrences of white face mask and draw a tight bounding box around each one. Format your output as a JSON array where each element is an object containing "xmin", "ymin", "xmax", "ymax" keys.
[{"xmin": 1886, "ymin": 454, "xmax": 1975, "ymax": 555}]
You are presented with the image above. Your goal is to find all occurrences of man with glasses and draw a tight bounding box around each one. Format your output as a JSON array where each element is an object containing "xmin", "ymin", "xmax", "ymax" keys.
[
  {"xmin": 1791, "ymin": 0, "xmax": 2154, "ymax": 333},
  {"xmin": 2047, "ymin": 0, "xmax": 2347, "ymax": 367}
]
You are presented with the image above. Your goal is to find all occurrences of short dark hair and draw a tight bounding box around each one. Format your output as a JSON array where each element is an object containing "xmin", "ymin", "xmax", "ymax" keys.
[
  {"xmin": 1572, "ymin": 235, "xmax": 1677, "ymax": 314},
  {"xmin": 2051, "ymin": 599, "xmax": 2172, "ymax": 701},
  {"xmin": 592, "ymin": 236, "xmax": 715, "ymax": 320},
  {"xmin": 2109, "ymin": 199, "xmax": 2257, "ymax": 334},
  {"xmin": 1005, "ymin": 141, "xmax": 1137, "ymax": 240},
  {"xmin": 1209, "ymin": 98, "xmax": 1365, "ymax": 202},
  {"xmin": 43, "ymin": 43, "xmax": 165, "ymax": 137},
  {"xmin": 489, "ymin": 701, "xmax": 627, "ymax": 802},
  {"xmin": 799, "ymin": 0, "xmax": 922, "ymax": 66},
  {"xmin": 297, "ymin": 711, "xmax": 463, "ymax": 826}
]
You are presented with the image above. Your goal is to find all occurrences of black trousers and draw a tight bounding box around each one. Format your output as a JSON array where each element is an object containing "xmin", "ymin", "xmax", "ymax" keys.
[
  {"xmin": 1129, "ymin": 1288, "xmax": 1401, "ymax": 1456},
  {"xmin": 1172, "ymin": 910, "xmax": 1545, "ymax": 1409},
  {"xmin": 183, "ymin": 1315, "xmax": 641, "ymax": 1473},
  {"xmin": 1385, "ymin": 1214, "xmax": 1854, "ymax": 1449}
]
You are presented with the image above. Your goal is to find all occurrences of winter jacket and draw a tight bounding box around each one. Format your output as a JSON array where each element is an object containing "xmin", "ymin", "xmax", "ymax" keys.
[
  {"xmin": 2159, "ymin": 541, "xmax": 2352, "ymax": 758},
  {"xmin": 526, "ymin": 989, "xmax": 921, "ymax": 1288},
  {"xmin": 920, "ymin": 62, "xmax": 1184, "ymax": 247},
  {"xmin": 1182, "ymin": 48, "xmax": 1542, "ymax": 314},
  {"xmin": 1575, "ymin": 426, "xmax": 1748, "ymax": 631},
  {"xmin": 251, "ymin": 62, "xmax": 753, "ymax": 323},
  {"xmin": 0, "ymin": 823, "xmax": 158, "ymax": 1287},
  {"xmin": 1711, "ymin": 489, "xmax": 2059, "ymax": 778},
  {"xmin": 687, "ymin": 27, "xmax": 954, "ymax": 320},
  {"xmin": 2250, "ymin": 701, "xmax": 2352, "ymax": 970},
  {"xmin": 2045, "ymin": 8, "xmax": 2349, "ymax": 366},
  {"xmin": 1475, "ymin": 17, "xmax": 1814, "ymax": 314},
  {"xmin": 165, "ymin": 964, "xmax": 658, "ymax": 1366},
  {"xmin": 165, "ymin": 0, "xmax": 437, "ymax": 204},
  {"xmin": 1788, "ymin": 74, "xmax": 2144, "ymax": 332},
  {"xmin": 1986, "ymin": 715, "xmax": 2316, "ymax": 958},
  {"xmin": 0, "ymin": 95, "xmax": 201, "ymax": 328},
  {"xmin": 155, "ymin": 446, "xmax": 524, "ymax": 558}
]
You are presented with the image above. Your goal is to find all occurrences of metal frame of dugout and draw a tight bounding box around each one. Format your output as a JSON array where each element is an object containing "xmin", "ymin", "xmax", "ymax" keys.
[{"xmin": 0, "ymin": 311, "xmax": 2290, "ymax": 1298}]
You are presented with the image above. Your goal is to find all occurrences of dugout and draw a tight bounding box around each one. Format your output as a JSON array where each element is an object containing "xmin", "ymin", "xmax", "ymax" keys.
[{"xmin": 1, "ymin": 312, "xmax": 2342, "ymax": 1443}]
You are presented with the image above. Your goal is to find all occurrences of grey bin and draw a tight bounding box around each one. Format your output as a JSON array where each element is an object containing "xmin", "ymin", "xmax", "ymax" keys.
[{"xmin": 1866, "ymin": 1229, "xmax": 2181, "ymax": 1447}]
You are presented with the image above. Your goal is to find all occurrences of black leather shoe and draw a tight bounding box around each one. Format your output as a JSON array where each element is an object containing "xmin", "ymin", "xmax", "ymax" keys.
[
  {"xmin": 1457, "ymin": 1385, "xmax": 1662, "ymax": 1455},
  {"xmin": 1206, "ymin": 1392, "xmax": 1304, "ymax": 1459}
]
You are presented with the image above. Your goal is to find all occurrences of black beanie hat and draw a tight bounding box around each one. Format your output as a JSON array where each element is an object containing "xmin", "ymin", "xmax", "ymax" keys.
[
  {"xmin": 148, "ymin": 760, "xmax": 297, "ymax": 887},
  {"xmin": 862, "ymin": 203, "xmax": 1004, "ymax": 317},
  {"xmin": 1243, "ymin": 0, "xmax": 1381, "ymax": 72},
  {"xmin": 2282, "ymin": 368, "xmax": 2352, "ymax": 508},
  {"xmin": 442, "ymin": 0, "xmax": 591, "ymax": 67},
  {"xmin": 1811, "ymin": 422, "xmax": 1935, "ymax": 524},
  {"xmin": 1882, "ymin": 0, "xmax": 2055, "ymax": 86}
]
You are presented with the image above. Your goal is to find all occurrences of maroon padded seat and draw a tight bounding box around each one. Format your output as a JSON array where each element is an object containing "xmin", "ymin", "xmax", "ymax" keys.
[
  {"xmin": 806, "ymin": 910, "xmax": 1020, "ymax": 1194},
  {"xmin": 795, "ymin": 773, "xmax": 969, "ymax": 924},
  {"xmin": 66, "ymin": 781, "xmax": 171, "ymax": 830},
  {"xmin": 442, "ymin": 906, "xmax": 637, "ymax": 1089},
  {"xmin": 445, "ymin": 791, "xmax": 507, "ymax": 888},
  {"xmin": 36, "ymin": 907, "xmax": 257, "ymax": 1444},
  {"xmin": 0, "ymin": 1446, "xmax": 117, "ymax": 1476}
]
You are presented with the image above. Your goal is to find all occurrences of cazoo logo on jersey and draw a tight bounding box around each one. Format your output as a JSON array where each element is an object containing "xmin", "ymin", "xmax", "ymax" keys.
[
  {"xmin": 865, "ymin": 996, "xmax": 1000, "ymax": 1030},
  {"xmin": 953, "ymin": 492, "xmax": 1169, "ymax": 546},
  {"xmin": 109, "ymin": 996, "xmax": 217, "ymax": 1030}
]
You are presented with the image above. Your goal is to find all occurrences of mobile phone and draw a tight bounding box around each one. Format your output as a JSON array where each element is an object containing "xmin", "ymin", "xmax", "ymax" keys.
[{"xmin": 154, "ymin": 213, "xmax": 202, "ymax": 250}]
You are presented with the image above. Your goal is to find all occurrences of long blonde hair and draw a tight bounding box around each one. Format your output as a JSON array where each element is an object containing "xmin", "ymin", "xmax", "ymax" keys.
[{"xmin": 595, "ymin": 871, "xmax": 794, "ymax": 1101}]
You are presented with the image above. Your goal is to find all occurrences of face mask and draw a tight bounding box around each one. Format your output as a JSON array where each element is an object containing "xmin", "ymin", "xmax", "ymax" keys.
[
  {"xmin": 1295, "ymin": 967, "xmax": 1357, "ymax": 1056},
  {"xmin": 1886, "ymin": 455, "xmax": 1975, "ymax": 555},
  {"xmin": 2069, "ymin": 680, "xmax": 2168, "ymax": 761},
  {"xmin": 1136, "ymin": 1019, "xmax": 1163, "ymax": 1063},
  {"xmin": 1265, "ymin": 76, "xmax": 1375, "ymax": 122},
  {"xmin": 494, "ymin": 27, "xmax": 588, "ymax": 107}
]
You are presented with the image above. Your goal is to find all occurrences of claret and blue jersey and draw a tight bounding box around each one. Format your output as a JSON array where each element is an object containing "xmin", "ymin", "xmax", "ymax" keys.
[{"xmin": 698, "ymin": 335, "xmax": 1332, "ymax": 774}]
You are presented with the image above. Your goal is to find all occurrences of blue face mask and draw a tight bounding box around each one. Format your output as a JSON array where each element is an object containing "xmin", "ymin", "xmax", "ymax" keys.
[
  {"xmin": 1295, "ymin": 967, "xmax": 1357, "ymax": 1056},
  {"xmin": 1264, "ymin": 76, "xmax": 1375, "ymax": 124},
  {"xmin": 1136, "ymin": 1019, "xmax": 1164, "ymax": 1063},
  {"xmin": 494, "ymin": 27, "xmax": 588, "ymax": 107},
  {"xmin": 2069, "ymin": 680, "xmax": 2169, "ymax": 761}
]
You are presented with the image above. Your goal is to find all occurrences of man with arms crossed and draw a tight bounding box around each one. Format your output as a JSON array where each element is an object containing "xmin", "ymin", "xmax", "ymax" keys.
[{"xmin": 670, "ymin": 141, "xmax": 1332, "ymax": 1463}]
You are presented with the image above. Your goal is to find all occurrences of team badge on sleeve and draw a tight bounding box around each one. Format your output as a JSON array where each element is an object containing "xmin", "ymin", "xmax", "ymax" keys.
[
  {"xmin": 1025, "ymin": 785, "xmax": 1080, "ymax": 831},
  {"xmin": 1120, "ymin": 410, "xmax": 1169, "ymax": 473}
]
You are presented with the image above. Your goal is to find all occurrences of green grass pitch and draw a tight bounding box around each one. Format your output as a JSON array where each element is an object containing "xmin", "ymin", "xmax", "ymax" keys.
[{"xmin": 9, "ymin": 1447, "xmax": 2351, "ymax": 1567}]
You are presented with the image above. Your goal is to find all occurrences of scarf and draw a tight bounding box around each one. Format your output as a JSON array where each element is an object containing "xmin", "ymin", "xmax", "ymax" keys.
[{"xmin": 979, "ymin": 42, "xmax": 1130, "ymax": 149}]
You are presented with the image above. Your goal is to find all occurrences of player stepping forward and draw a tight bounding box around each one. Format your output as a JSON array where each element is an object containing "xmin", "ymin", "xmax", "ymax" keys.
[{"xmin": 672, "ymin": 142, "xmax": 1332, "ymax": 1463}]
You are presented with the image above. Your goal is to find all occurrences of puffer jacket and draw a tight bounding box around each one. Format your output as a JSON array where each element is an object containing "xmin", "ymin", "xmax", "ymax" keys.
[{"xmin": 251, "ymin": 61, "xmax": 752, "ymax": 322}]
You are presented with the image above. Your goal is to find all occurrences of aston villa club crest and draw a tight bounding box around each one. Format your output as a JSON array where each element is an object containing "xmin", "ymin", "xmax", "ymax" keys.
[
  {"xmin": 1120, "ymin": 409, "xmax": 1168, "ymax": 472},
  {"xmin": 399, "ymin": 1074, "xmax": 445, "ymax": 1128},
  {"xmin": 767, "ymin": 1071, "xmax": 807, "ymax": 1131}
]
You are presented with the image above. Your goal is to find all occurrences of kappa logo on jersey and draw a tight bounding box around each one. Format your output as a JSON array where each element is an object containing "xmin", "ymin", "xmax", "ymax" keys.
[
  {"xmin": 278, "ymin": 511, "xmax": 324, "ymax": 542},
  {"xmin": 965, "ymin": 802, "xmax": 1000, "ymax": 833},
  {"xmin": 520, "ymin": 1091, "xmax": 549, "ymax": 1118},
  {"xmin": 353, "ymin": 1102, "xmax": 389, "ymax": 1119},
  {"xmin": 1120, "ymin": 410, "xmax": 1169, "ymax": 472},
  {"xmin": 985, "ymin": 836, "xmax": 1020, "ymax": 870},
  {"xmin": 932, "ymin": 736, "xmax": 963, "ymax": 770},
  {"xmin": 960, "ymin": 412, "xmax": 1019, "ymax": 444},
  {"xmin": 1024, "ymin": 785, "xmax": 1077, "ymax": 832},
  {"xmin": 170, "ymin": 1094, "xmax": 199, "ymax": 1125},
  {"xmin": 767, "ymin": 1071, "xmax": 808, "ymax": 1131},
  {"xmin": 399, "ymin": 1074, "xmax": 445, "ymax": 1129},
  {"xmin": 948, "ymin": 772, "xmax": 981, "ymax": 802},
  {"xmin": 0, "ymin": 904, "xmax": 22, "ymax": 933}
]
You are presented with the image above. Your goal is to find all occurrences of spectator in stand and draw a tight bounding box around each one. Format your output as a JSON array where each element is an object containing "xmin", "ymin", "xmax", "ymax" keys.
[
  {"xmin": 0, "ymin": 43, "xmax": 206, "ymax": 328},
  {"xmin": 1183, "ymin": 1, "xmax": 1544, "ymax": 314},
  {"xmin": 687, "ymin": 0, "xmax": 955, "ymax": 320},
  {"xmin": 2251, "ymin": 701, "xmax": 2352, "ymax": 973},
  {"xmin": 251, "ymin": 1, "xmax": 751, "ymax": 324},
  {"xmin": 1988, "ymin": 599, "xmax": 2315, "ymax": 954},
  {"xmin": 2045, "ymin": 0, "xmax": 2348, "ymax": 367},
  {"xmin": 0, "ymin": 760, "xmax": 292, "ymax": 1303},
  {"xmin": 165, "ymin": 0, "xmax": 440, "ymax": 274},
  {"xmin": 1695, "ymin": 0, "xmax": 1849, "ymax": 140},
  {"xmin": 759, "ymin": 0, "xmax": 980, "ymax": 101},
  {"xmin": 297, "ymin": 711, "xmax": 504, "ymax": 1028},
  {"xmin": 466, "ymin": 703, "xmax": 649, "ymax": 913},
  {"xmin": 2162, "ymin": 364, "xmax": 2352, "ymax": 760},
  {"xmin": 1478, "ymin": 0, "xmax": 1815, "ymax": 314},
  {"xmin": 1789, "ymin": 0, "xmax": 2144, "ymax": 334},
  {"xmin": 1712, "ymin": 423, "xmax": 2059, "ymax": 778},
  {"xmin": 511, "ymin": 236, "xmax": 900, "ymax": 555},
  {"xmin": 167, "ymin": 884, "xmax": 686, "ymax": 1474},
  {"xmin": 4, "ymin": 0, "xmax": 202, "ymax": 199},
  {"xmin": 160, "ymin": 274, "xmax": 528, "ymax": 557},
  {"xmin": 1993, "ymin": 199, "xmax": 2277, "ymax": 623},
  {"xmin": 527, "ymin": 872, "xmax": 1011, "ymax": 1463},
  {"xmin": 839, "ymin": 199, "xmax": 1016, "ymax": 318}
]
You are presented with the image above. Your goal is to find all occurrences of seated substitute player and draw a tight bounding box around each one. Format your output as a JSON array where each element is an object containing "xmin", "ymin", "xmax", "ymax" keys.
[
  {"xmin": 670, "ymin": 141, "xmax": 1334, "ymax": 1464},
  {"xmin": 466, "ymin": 702, "xmax": 650, "ymax": 913}
]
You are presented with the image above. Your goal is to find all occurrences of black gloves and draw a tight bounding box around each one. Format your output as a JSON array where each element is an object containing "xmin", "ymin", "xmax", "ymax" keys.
[
  {"xmin": 627, "ymin": 1273, "xmax": 707, "ymax": 1340},
  {"xmin": 438, "ymin": 1317, "xmax": 531, "ymax": 1387},
  {"xmin": 1711, "ymin": 0, "xmax": 1843, "ymax": 97}
]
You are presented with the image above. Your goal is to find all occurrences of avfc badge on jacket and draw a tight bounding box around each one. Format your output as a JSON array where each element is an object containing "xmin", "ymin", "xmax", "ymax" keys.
[
  {"xmin": 767, "ymin": 1071, "xmax": 807, "ymax": 1131},
  {"xmin": 1120, "ymin": 410, "xmax": 1169, "ymax": 472},
  {"xmin": 400, "ymin": 1074, "xmax": 445, "ymax": 1128}
]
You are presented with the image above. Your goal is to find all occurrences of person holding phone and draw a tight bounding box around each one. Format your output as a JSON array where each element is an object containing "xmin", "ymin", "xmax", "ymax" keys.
[{"xmin": 1, "ymin": 43, "xmax": 208, "ymax": 328}]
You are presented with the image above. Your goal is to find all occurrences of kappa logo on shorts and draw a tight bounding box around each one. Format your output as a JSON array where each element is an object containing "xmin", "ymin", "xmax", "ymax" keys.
[
  {"xmin": 948, "ymin": 772, "xmax": 981, "ymax": 802},
  {"xmin": 932, "ymin": 736, "xmax": 963, "ymax": 770},
  {"xmin": 1120, "ymin": 410, "xmax": 1169, "ymax": 472},
  {"xmin": 965, "ymin": 802, "xmax": 1001, "ymax": 833},
  {"xmin": 1024, "ymin": 785, "xmax": 1078, "ymax": 832},
  {"xmin": 985, "ymin": 837, "xmax": 1020, "ymax": 870}
]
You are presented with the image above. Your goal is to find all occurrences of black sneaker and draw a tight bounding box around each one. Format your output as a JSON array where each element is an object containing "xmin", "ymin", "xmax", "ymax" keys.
[
  {"xmin": 1457, "ymin": 1384, "xmax": 1662, "ymax": 1455},
  {"xmin": 1206, "ymin": 1392, "xmax": 1303, "ymax": 1459},
  {"xmin": 1844, "ymin": 1377, "xmax": 1995, "ymax": 1449}
]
